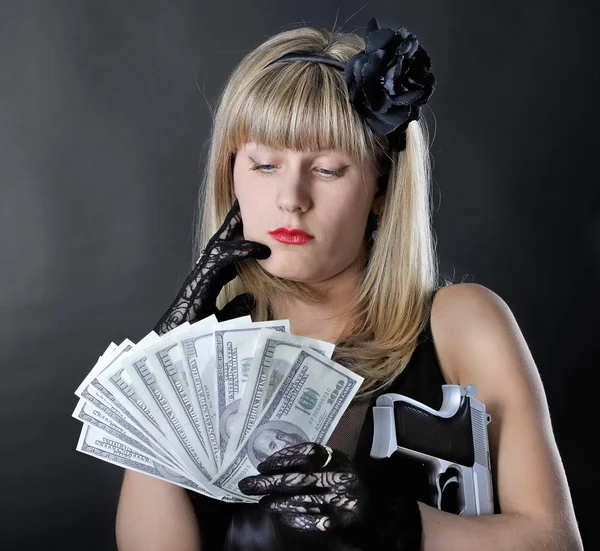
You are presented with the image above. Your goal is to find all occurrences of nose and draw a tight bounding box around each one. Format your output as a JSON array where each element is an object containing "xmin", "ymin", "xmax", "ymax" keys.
[
  {"xmin": 275, "ymin": 166, "xmax": 311, "ymax": 214},
  {"xmin": 272, "ymin": 439, "xmax": 286, "ymax": 453}
]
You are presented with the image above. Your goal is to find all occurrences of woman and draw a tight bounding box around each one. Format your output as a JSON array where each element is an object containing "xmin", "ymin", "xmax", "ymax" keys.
[{"xmin": 115, "ymin": 17, "xmax": 583, "ymax": 551}]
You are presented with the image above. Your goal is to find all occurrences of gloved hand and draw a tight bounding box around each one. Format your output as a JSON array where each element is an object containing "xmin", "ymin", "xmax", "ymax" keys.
[
  {"xmin": 237, "ymin": 442, "xmax": 422, "ymax": 550},
  {"xmin": 152, "ymin": 199, "xmax": 271, "ymax": 336},
  {"xmin": 238, "ymin": 442, "xmax": 364, "ymax": 532}
]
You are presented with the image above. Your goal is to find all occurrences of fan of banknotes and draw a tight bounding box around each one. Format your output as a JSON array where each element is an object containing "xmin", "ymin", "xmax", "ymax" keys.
[{"xmin": 73, "ymin": 313, "xmax": 364, "ymax": 503}]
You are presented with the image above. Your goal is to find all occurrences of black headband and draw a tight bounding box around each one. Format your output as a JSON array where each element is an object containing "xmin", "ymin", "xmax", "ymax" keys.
[{"xmin": 265, "ymin": 17, "xmax": 436, "ymax": 153}]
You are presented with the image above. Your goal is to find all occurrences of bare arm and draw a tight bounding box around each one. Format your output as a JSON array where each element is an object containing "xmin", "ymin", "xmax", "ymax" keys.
[
  {"xmin": 115, "ymin": 470, "xmax": 201, "ymax": 551},
  {"xmin": 418, "ymin": 283, "xmax": 583, "ymax": 550},
  {"xmin": 418, "ymin": 504, "xmax": 577, "ymax": 550}
]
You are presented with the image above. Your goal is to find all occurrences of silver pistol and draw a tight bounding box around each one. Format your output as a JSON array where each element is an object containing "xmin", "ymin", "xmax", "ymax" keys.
[{"xmin": 370, "ymin": 384, "xmax": 495, "ymax": 515}]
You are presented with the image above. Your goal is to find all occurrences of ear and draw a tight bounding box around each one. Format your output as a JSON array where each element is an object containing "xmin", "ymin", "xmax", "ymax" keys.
[{"xmin": 370, "ymin": 192, "xmax": 385, "ymax": 216}]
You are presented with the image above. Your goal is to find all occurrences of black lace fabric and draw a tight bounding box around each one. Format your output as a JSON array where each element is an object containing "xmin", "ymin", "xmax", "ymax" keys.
[
  {"xmin": 327, "ymin": 400, "xmax": 371, "ymax": 459},
  {"xmin": 152, "ymin": 200, "xmax": 270, "ymax": 336},
  {"xmin": 236, "ymin": 435, "xmax": 424, "ymax": 550},
  {"xmin": 239, "ymin": 442, "xmax": 367, "ymax": 535}
]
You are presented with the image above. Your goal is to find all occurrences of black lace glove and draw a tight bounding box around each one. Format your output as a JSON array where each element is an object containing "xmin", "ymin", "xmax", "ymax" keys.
[
  {"xmin": 152, "ymin": 199, "xmax": 271, "ymax": 336},
  {"xmin": 238, "ymin": 442, "xmax": 422, "ymax": 551}
]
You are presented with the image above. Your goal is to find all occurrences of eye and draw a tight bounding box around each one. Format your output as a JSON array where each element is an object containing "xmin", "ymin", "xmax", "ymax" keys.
[
  {"xmin": 249, "ymin": 164, "xmax": 346, "ymax": 179},
  {"xmin": 250, "ymin": 163, "xmax": 277, "ymax": 174},
  {"xmin": 318, "ymin": 168, "xmax": 345, "ymax": 179}
]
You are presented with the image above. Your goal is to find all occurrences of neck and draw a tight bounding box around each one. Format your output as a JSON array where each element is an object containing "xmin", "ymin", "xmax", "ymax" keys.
[{"xmin": 268, "ymin": 248, "xmax": 366, "ymax": 344}]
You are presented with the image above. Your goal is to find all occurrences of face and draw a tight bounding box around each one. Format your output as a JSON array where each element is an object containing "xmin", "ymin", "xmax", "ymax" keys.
[
  {"xmin": 233, "ymin": 142, "xmax": 382, "ymax": 284},
  {"xmin": 254, "ymin": 429, "xmax": 289, "ymax": 457},
  {"xmin": 253, "ymin": 429, "xmax": 300, "ymax": 460}
]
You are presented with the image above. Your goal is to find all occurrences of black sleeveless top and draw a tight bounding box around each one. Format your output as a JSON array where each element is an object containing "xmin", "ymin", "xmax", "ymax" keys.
[{"xmin": 186, "ymin": 289, "xmax": 447, "ymax": 550}]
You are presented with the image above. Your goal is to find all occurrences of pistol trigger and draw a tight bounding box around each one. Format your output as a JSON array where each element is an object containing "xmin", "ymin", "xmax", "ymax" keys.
[
  {"xmin": 435, "ymin": 474, "xmax": 444, "ymax": 510},
  {"xmin": 438, "ymin": 468, "xmax": 461, "ymax": 514},
  {"xmin": 442, "ymin": 475, "xmax": 459, "ymax": 493}
]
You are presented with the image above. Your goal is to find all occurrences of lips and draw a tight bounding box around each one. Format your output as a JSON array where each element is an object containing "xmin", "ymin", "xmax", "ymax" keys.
[{"xmin": 268, "ymin": 227, "xmax": 314, "ymax": 245}]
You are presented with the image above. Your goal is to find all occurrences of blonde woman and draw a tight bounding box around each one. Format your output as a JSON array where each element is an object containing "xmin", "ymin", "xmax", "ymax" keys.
[{"xmin": 115, "ymin": 17, "xmax": 583, "ymax": 551}]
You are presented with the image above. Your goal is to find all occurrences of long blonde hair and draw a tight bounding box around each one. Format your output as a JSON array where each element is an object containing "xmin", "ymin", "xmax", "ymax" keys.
[{"xmin": 193, "ymin": 24, "xmax": 446, "ymax": 399}]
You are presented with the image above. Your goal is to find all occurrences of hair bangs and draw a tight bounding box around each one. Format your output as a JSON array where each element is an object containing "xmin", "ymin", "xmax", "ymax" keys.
[{"xmin": 228, "ymin": 61, "xmax": 380, "ymax": 164}]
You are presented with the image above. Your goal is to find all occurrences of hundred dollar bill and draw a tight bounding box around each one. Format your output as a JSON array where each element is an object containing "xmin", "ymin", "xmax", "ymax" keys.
[
  {"xmin": 73, "ymin": 398, "xmax": 183, "ymax": 473},
  {"xmin": 80, "ymin": 336, "xmax": 181, "ymax": 464},
  {"xmin": 74, "ymin": 388, "xmax": 182, "ymax": 473},
  {"xmin": 93, "ymin": 335, "xmax": 187, "ymax": 474},
  {"xmin": 141, "ymin": 320, "xmax": 219, "ymax": 474},
  {"xmin": 82, "ymin": 341, "xmax": 119, "ymax": 388},
  {"xmin": 103, "ymin": 342, "xmax": 118, "ymax": 357},
  {"xmin": 222, "ymin": 329, "xmax": 335, "ymax": 464},
  {"xmin": 214, "ymin": 320, "xmax": 290, "ymax": 461},
  {"xmin": 175, "ymin": 315, "xmax": 247, "ymax": 467},
  {"xmin": 75, "ymin": 329, "xmax": 188, "ymax": 400},
  {"xmin": 261, "ymin": 332, "xmax": 335, "ymax": 415},
  {"xmin": 87, "ymin": 369, "xmax": 180, "ymax": 469},
  {"xmin": 96, "ymin": 342, "xmax": 117, "ymax": 363},
  {"xmin": 75, "ymin": 339, "xmax": 132, "ymax": 399},
  {"xmin": 121, "ymin": 346, "xmax": 217, "ymax": 484},
  {"xmin": 212, "ymin": 347, "xmax": 364, "ymax": 500},
  {"xmin": 76, "ymin": 424, "xmax": 216, "ymax": 497}
]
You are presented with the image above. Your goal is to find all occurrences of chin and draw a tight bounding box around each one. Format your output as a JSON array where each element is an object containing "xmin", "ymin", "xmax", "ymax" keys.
[{"xmin": 257, "ymin": 259, "xmax": 316, "ymax": 282}]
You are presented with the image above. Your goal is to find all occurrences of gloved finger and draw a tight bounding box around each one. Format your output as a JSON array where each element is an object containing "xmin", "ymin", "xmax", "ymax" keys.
[
  {"xmin": 278, "ymin": 509, "xmax": 356, "ymax": 532},
  {"xmin": 257, "ymin": 442, "xmax": 352, "ymax": 475},
  {"xmin": 256, "ymin": 442, "xmax": 330, "ymax": 475},
  {"xmin": 222, "ymin": 239, "xmax": 272, "ymax": 261},
  {"xmin": 278, "ymin": 512, "xmax": 334, "ymax": 533},
  {"xmin": 185, "ymin": 239, "xmax": 271, "ymax": 320},
  {"xmin": 239, "ymin": 472, "xmax": 316, "ymax": 496},
  {"xmin": 238, "ymin": 470, "xmax": 358, "ymax": 496},
  {"xmin": 215, "ymin": 199, "xmax": 242, "ymax": 241},
  {"xmin": 259, "ymin": 493, "xmax": 327, "ymax": 515},
  {"xmin": 260, "ymin": 492, "xmax": 358, "ymax": 516},
  {"xmin": 152, "ymin": 261, "xmax": 209, "ymax": 334},
  {"xmin": 284, "ymin": 492, "xmax": 358, "ymax": 513}
]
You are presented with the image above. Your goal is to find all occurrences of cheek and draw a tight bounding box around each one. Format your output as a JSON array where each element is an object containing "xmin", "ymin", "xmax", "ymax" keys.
[
  {"xmin": 326, "ymin": 201, "xmax": 369, "ymax": 244},
  {"xmin": 235, "ymin": 188, "xmax": 270, "ymax": 240},
  {"xmin": 233, "ymin": 160, "xmax": 256, "ymax": 204},
  {"xmin": 234, "ymin": 172, "xmax": 262, "ymax": 231}
]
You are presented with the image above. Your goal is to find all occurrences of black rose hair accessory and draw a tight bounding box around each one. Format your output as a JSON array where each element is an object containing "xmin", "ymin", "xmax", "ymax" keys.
[{"xmin": 265, "ymin": 17, "xmax": 436, "ymax": 152}]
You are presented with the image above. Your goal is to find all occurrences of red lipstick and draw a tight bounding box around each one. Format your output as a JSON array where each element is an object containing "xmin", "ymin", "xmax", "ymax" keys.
[{"xmin": 268, "ymin": 227, "xmax": 314, "ymax": 245}]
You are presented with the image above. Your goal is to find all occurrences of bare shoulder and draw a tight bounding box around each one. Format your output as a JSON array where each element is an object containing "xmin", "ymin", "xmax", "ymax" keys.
[
  {"xmin": 429, "ymin": 282, "xmax": 531, "ymax": 390},
  {"xmin": 427, "ymin": 282, "xmax": 504, "ymax": 385},
  {"xmin": 429, "ymin": 283, "xmax": 582, "ymax": 545}
]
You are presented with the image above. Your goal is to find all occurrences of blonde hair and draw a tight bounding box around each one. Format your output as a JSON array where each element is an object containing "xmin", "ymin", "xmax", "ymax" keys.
[{"xmin": 193, "ymin": 24, "xmax": 446, "ymax": 399}]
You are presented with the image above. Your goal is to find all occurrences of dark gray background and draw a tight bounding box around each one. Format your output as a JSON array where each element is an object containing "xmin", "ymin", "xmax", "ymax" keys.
[{"xmin": 1, "ymin": 1, "xmax": 597, "ymax": 549}]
